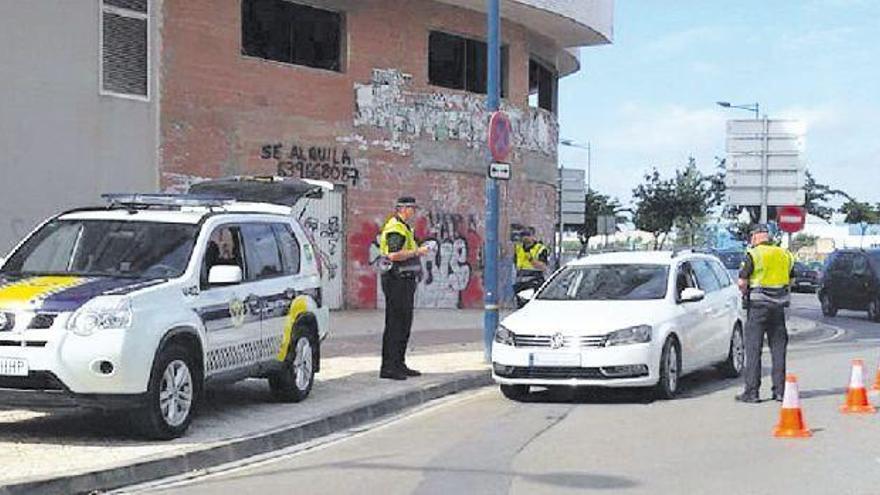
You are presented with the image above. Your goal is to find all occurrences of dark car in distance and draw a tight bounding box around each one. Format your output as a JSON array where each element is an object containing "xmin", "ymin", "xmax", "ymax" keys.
[
  {"xmin": 818, "ymin": 249, "xmax": 880, "ymax": 322},
  {"xmin": 791, "ymin": 262, "xmax": 820, "ymax": 293}
]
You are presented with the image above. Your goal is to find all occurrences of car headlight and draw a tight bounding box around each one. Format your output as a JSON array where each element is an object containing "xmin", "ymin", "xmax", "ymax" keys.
[
  {"xmin": 494, "ymin": 325, "xmax": 515, "ymax": 346},
  {"xmin": 605, "ymin": 325, "xmax": 652, "ymax": 346},
  {"xmin": 67, "ymin": 296, "xmax": 133, "ymax": 336}
]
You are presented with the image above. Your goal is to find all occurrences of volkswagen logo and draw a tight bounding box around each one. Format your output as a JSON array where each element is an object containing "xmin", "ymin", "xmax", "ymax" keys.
[
  {"xmin": 0, "ymin": 312, "xmax": 13, "ymax": 332},
  {"xmin": 550, "ymin": 332, "xmax": 565, "ymax": 350}
]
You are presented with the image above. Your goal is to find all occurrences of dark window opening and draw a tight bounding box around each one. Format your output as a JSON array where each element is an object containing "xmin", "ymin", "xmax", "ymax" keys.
[
  {"xmin": 529, "ymin": 58, "xmax": 557, "ymax": 113},
  {"xmin": 428, "ymin": 31, "xmax": 507, "ymax": 97},
  {"xmin": 101, "ymin": 0, "xmax": 149, "ymax": 98},
  {"xmin": 242, "ymin": 0, "xmax": 342, "ymax": 72}
]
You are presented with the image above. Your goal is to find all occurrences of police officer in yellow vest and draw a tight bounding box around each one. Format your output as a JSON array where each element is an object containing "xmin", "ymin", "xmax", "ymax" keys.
[
  {"xmin": 735, "ymin": 224, "xmax": 795, "ymax": 403},
  {"xmin": 513, "ymin": 228, "xmax": 549, "ymax": 308},
  {"xmin": 378, "ymin": 197, "xmax": 431, "ymax": 380}
]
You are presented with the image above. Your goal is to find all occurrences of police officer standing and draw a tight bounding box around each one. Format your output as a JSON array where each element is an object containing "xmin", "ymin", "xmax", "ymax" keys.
[
  {"xmin": 378, "ymin": 197, "xmax": 431, "ymax": 380},
  {"xmin": 735, "ymin": 224, "xmax": 795, "ymax": 403},
  {"xmin": 513, "ymin": 228, "xmax": 548, "ymax": 308}
]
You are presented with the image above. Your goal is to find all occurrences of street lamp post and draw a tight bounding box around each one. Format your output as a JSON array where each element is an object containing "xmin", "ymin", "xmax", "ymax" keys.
[
  {"xmin": 716, "ymin": 101, "xmax": 760, "ymax": 120},
  {"xmin": 716, "ymin": 100, "xmax": 768, "ymax": 223}
]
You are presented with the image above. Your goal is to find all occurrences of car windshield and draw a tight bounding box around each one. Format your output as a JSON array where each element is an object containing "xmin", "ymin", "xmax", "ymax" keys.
[
  {"xmin": 537, "ymin": 264, "xmax": 669, "ymax": 301},
  {"xmin": 716, "ymin": 251, "xmax": 745, "ymax": 270},
  {"xmin": 2, "ymin": 219, "xmax": 198, "ymax": 279}
]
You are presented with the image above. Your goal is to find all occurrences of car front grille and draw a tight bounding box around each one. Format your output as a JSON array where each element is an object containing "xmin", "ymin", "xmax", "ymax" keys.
[
  {"xmin": 497, "ymin": 366, "xmax": 606, "ymax": 380},
  {"xmin": 28, "ymin": 313, "xmax": 57, "ymax": 330},
  {"xmin": 513, "ymin": 334, "xmax": 607, "ymax": 349}
]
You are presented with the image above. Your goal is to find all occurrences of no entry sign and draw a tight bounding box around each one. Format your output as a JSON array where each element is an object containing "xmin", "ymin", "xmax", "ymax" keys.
[
  {"xmin": 488, "ymin": 111, "xmax": 512, "ymax": 163},
  {"xmin": 777, "ymin": 205, "xmax": 806, "ymax": 233}
]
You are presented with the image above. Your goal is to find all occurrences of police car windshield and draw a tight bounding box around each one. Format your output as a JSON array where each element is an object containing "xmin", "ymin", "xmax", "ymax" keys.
[
  {"xmin": 2, "ymin": 220, "xmax": 198, "ymax": 279},
  {"xmin": 537, "ymin": 264, "xmax": 669, "ymax": 301}
]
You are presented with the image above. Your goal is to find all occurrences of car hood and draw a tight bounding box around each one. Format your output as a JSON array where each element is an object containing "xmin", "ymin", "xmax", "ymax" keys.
[
  {"xmin": 0, "ymin": 274, "xmax": 164, "ymax": 312},
  {"xmin": 501, "ymin": 299, "xmax": 669, "ymax": 336}
]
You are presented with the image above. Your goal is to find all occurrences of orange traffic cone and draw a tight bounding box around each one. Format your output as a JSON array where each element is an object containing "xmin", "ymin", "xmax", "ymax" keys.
[
  {"xmin": 872, "ymin": 358, "xmax": 880, "ymax": 391},
  {"xmin": 841, "ymin": 359, "xmax": 877, "ymax": 414},
  {"xmin": 773, "ymin": 374, "xmax": 811, "ymax": 438}
]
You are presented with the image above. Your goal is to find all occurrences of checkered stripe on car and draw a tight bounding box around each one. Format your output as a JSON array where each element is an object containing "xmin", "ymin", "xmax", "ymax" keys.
[{"xmin": 206, "ymin": 335, "xmax": 285, "ymax": 373}]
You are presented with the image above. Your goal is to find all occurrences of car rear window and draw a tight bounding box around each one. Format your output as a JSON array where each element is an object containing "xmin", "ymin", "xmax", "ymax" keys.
[{"xmin": 537, "ymin": 264, "xmax": 669, "ymax": 301}]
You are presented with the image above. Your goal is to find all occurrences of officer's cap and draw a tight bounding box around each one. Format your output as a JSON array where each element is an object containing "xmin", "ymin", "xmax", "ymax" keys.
[
  {"xmin": 750, "ymin": 223, "xmax": 770, "ymax": 234},
  {"xmin": 396, "ymin": 196, "xmax": 418, "ymax": 208}
]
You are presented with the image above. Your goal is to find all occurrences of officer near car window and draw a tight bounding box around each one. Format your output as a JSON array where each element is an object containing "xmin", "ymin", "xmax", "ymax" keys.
[
  {"xmin": 735, "ymin": 224, "xmax": 795, "ymax": 403},
  {"xmin": 378, "ymin": 197, "xmax": 431, "ymax": 380},
  {"xmin": 513, "ymin": 228, "xmax": 549, "ymax": 308}
]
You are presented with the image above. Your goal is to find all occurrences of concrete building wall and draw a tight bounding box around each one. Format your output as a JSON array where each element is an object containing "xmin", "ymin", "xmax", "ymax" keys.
[
  {"xmin": 159, "ymin": 0, "xmax": 605, "ymax": 308},
  {"xmin": 0, "ymin": 0, "xmax": 160, "ymax": 255}
]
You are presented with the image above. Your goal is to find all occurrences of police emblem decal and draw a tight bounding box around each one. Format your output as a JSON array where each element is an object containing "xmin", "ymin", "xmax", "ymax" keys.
[
  {"xmin": 550, "ymin": 332, "xmax": 565, "ymax": 350},
  {"xmin": 229, "ymin": 299, "xmax": 247, "ymax": 328}
]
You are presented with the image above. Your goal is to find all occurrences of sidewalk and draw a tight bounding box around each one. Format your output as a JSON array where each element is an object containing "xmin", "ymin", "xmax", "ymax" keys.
[{"xmin": 0, "ymin": 310, "xmax": 491, "ymax": 494}]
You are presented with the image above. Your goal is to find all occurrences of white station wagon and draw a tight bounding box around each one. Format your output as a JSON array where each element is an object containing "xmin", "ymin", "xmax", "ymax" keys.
[
  {"xmin": 493, "ymin": 250, "xmax": 744, "ymax": 400},
  {"xmin": 0, "ymin": 178, "xmax": 330, "ymax": 438}
]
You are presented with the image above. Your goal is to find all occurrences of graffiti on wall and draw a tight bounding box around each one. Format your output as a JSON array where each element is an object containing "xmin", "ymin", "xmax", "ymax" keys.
[
  {"xmin": 260, "ymin": 143, "xmax": 361, "ymax": 186},
  {"xmin": 352, "ymin": 68, "xmax": 559, "ymax": 156},
  {"xmin": 349, "ymin": 210, "xmax": 484, "ymax": 309},
  {"xmin": 302, "ymin": 215, "xmax": 342, "ymax": 281}
]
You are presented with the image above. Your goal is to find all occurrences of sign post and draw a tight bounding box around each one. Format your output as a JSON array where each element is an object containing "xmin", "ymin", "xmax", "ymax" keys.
[{"xmin": 483, "ymin": 0, "xmax": 501, "ymax": 362}]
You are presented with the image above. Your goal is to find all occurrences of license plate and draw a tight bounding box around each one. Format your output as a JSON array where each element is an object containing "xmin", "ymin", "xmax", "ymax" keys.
[
  {"xmin": 530, "ymin": 352, "xmax": 580, "ymax": 367},
  {"xmin": 0, "ymin": 358, "xmax": 28, "ymax": 377}
]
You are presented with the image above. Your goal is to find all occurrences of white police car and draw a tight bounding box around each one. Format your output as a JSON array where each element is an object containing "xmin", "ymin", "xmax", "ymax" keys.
[{"xmin": 0, "ymin": 178, "xmax": 330, "ymax": 439}]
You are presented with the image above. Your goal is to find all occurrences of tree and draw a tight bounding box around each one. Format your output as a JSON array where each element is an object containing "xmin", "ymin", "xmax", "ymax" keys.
[
  {"xmin": 840, "ymin": 199, "xmax": 879, "ymax": 229},
  {"xmin": 804, "ymin": 169, "xmax": 848, "ymax": 221},
  {"xmin": 578, "ymin": 190, "xmax": 622, "ymax": 245},
  {"xmin": 673, "ymin": 157, "xmax": 713, "ymax": 246},
  {"xmin": 789, "ymin": 233, "xmax": 818, "ymax": 254},
  {"xmin": 632, "ymin": 168, "xmax": 677, "ymax": 249}
]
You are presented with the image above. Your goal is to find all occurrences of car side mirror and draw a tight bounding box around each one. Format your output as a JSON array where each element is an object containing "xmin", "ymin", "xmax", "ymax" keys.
[
  {"xmin": 679, "ymin": 287, "xmax": 705, "ymax": 303},
  {"xmin": 517, "ymin": 288, "xmax": 536, "ymax": 301},
  {"xmin": 208, "ymin": 265, "xmax": 243, "ymax": 286}
]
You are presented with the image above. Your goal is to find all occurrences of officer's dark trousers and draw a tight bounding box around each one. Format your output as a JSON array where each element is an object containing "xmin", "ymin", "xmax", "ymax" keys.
[
  {"xmin": 743, "ymin": 303, "xmax": 788, "ymax": 397},
  {"xmin": 381, "ymin": 274, "xmax": 417, "ymax": 372}
]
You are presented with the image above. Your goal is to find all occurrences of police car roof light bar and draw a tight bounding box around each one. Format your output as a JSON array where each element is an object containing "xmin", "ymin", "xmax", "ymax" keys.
[{"xmin": 101, "ymin": 193, "xmax": 235, "ymax": 209}]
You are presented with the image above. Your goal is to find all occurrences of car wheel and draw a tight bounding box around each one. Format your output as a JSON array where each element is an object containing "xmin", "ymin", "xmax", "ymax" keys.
[
  {"xmin": 820, "ymin": 292, "xmax": 838, "ymax": 317},
  {"xmin": 500, "ymin": 384, "xmax": 530, "ymax": 401},
  {"xmin": 720, "ymin": 324, "xmax": 745, "ymax": 378},
  {"xmin": 134, "ymin": 344, "xmax": 199, "ymax": 440},
  {"xmin": 654, "ymin": 337, "xmax": 681, "ymax": 400},
  {"xmin": 269, "ymin": 331, "xmax": 316, "ymax": 403},
  {"xmin": 868, "ymin": 297, "xmax": 880, "ymax": 323}
]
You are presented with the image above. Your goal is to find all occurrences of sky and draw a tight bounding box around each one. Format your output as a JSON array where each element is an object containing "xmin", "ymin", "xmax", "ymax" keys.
[{"xmin": 557, "ymin": 0, "xmax": 880, "ymax": 209}]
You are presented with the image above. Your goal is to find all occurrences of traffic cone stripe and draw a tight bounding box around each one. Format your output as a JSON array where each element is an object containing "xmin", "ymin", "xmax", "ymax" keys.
[
  {"xmin": 774, "ymin": 374, "xmax": 811, "ymax": 438},
  {"xmin": 841, "ymin": 359, "xmax": 877, "ymax": 414}
]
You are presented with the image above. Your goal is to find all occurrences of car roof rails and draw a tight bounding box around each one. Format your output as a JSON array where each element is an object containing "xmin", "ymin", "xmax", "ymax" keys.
[
  {"xmin": 188, "ymin": 176, "xmax": 334, "ymax": 206},
  {"xmin": 101, "ymin": 193, "xmax": 234, "ymax": 209},
  {"xmin": 671, "ymin": 247, "xmax": 715, "ymax": 258}
]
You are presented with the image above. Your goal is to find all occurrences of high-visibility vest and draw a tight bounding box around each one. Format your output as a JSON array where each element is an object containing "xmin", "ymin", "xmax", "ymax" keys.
[
  {"xmin": 747, "ymin": 244, "xmax": 793, "ymax": 289},
  {"xmin": 379, "ymin": 215, "xmax": 420, "ymax": 274},
  {"xmin": 515, "ymin": 242, "xmax": 547, "ymax": 271}
]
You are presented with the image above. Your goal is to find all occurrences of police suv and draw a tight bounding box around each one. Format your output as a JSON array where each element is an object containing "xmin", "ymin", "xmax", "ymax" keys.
[{"xmin": 0, "ymin": 178, "xmax": 329, "ymax": 439}]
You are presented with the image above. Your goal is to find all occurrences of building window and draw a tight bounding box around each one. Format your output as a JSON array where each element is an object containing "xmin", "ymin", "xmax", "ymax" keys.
[
  {"xmin": 100, "ymin": 0, "xmax": 149, "ymax": 99},
  {"xmin": 529, "ymin": 58, "xmax": 557, "ymax": 113},
  {"xmin": 242, "ymin": 0, "xmax": 343, "ymax": 72},
  {"xmin": 428, "ymin": 31, "xmax": 507, "ymax": 97}
]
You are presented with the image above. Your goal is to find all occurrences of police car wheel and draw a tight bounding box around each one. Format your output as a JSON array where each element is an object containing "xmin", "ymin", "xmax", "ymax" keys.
[
  {"xmin": 868, "ymin": 298, "xmax": 880, "ymax": 322},
  {"xmin": 500, "ymin": 384, "xmax": 529, "ymax": 401},
  {"xmin": 820, "ymin": 293, "xmax": 838, "ymax": 317},
  {"xmin": 269, "ymin": 331, "xmax": 315, "ymax": 403},
  {"xmin": 720, "ymin": 324, "xmax": 745, "ymax": 378},
  {"xmin": 654, "ymin": 337, "xmax": 680, "ymax": 400},
  {"xmin": 135, "ymin": 344, "xmax": 198, "ymax": 440}
]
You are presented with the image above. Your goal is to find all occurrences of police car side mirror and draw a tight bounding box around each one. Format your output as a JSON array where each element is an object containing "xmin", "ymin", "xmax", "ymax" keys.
[
  {"xmin": 517, "ymin": 288, "xmax": 536, "ymax": 301},
  {"xmin": 679, "ymin": 287, "xmax": 705, "ymax": 303},
  {"xmin": 209, "ymin": 265, "xmax": 243, "ymax": 286}
]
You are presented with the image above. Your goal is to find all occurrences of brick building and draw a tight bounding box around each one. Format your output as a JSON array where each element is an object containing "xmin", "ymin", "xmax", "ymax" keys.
[{"xmin": 0, "ymin": 0, "xmax": 613, "ymax": 309}]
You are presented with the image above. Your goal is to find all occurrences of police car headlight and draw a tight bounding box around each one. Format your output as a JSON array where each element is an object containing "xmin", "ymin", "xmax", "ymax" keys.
[
  {"xmin": 605, "ymin": 325, "xmax": 652, "ymax": 346},
  {"xmin": 494, "ymin": 325, "xmax": 515, "ymax": 346},
  {"xmin": 68, "ymin": 296, "xmax": 133, "ymax": 336}
]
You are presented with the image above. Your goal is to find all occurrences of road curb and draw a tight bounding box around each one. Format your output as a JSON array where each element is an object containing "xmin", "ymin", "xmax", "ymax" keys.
[{"xmin": 1, "ymin": 371, "xmax": 493, "ymax": 495}]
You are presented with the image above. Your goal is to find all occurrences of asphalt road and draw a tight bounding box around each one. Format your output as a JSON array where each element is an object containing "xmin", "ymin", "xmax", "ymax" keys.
[{"xmin": 138, "ymin": 294, "xmax": 880, "ymax": 495}]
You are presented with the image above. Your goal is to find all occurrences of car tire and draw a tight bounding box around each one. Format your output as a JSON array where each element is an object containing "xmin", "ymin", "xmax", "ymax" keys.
[
  {"xmin": 868, "ymin": 297, "xmax": 880, "ymax": 323},
  {"xmin": 719, "ymin": 324, "xmax": 745, "ymax": 378},
  {"xmin": 654, "ymin": 337, "xmax": 681, "ymax": 400},
  {"xmin": 134, "ymin": 344, "xmax": 199, "ymax": 440},
  {"xmin": 500, "ymin": 384, "xmax": 530, "ymax": 401},
  {"xmin": 820, "ymin": 292, "xmax": 838, "ymax": 317},
  {"xmin": 269, "ymin": 330, "xmax": 316, "ymax": 403}
]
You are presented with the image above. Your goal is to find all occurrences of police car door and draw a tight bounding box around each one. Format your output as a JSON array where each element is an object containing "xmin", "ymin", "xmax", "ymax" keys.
[
  {"xmin": 673, "ymin": 261, "xmax": 712, "ymax": 372},
  {"xmin": 194, "ymin": 223, "xmax": 263, "ymax": 378}
]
